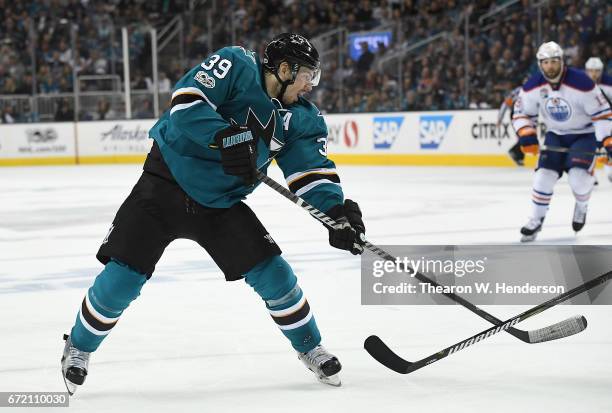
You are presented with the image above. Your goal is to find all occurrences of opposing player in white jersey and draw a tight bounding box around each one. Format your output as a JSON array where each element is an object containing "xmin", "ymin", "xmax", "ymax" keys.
[
  {"xmin": 585, "ymin": 57, "xmax": 612, "ymax": 182},
  {"xmin": 512, "ymin": 42, "xmax": 612, "ymax": 242}
]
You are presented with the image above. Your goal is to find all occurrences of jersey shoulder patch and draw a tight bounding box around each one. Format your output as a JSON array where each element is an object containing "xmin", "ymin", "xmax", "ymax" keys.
[{"xmin": 562, "ymin": 67, "xmax": 595, "ymax": 91}]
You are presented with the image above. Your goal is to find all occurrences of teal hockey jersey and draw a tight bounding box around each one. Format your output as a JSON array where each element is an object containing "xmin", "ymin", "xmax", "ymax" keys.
[{"xmin": 149, "ymin": 46, "xmax": 343, "ymax": 212}]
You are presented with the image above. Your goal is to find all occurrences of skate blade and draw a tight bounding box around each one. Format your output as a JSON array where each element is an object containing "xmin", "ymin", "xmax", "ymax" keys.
[
  {"xmin": 520, "ymin": 234, "xmax": 537, "ymax": 243},
  {"xmin": 317, "ymin": 373, "xmax": 341, "ymax": 387},
  {"xmin": 62, "ymin": 371, "xmax": 77, "ymax": 396}
]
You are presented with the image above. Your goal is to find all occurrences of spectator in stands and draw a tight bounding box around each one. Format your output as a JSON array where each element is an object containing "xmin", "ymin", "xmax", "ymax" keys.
[
  {"xmin": 55, "ymin": 98, "xmax": 74, "ymax": 122},
  {"xmin": 2, "ymin": 77, "xmax": 17, "ymax": 94},
  {"xmin": 134, "ymin": 98, "xmax": 154, "ymax": 119},
  {"xmin": 356, "ymin": 41, "xmax": 375, "ymax": 75},
  {"xmin": 158, "ymin": 72, "xmax": 171, "ymax": 93},
  {"xmin": 90, "ymin": 50, "xmax": 108, "ymax": 75},
  {"xmin": 1, "ymin": 105, "xmax": 16, "ymax": 123},
  {"xmin": 95, "ymin": 98, "xmax": 116, "ymax": 121},
  {"xmin": 131, "ymin": 70, "xmax": 149, "ymax": 90}
]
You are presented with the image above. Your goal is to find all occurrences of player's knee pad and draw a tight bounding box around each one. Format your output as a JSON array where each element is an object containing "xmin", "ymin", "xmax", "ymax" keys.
[
  {"xmin": 244, "ymin": 255, "xmax": 297, "ymax": 304},
  {"xmin": 90, "ymin": 259, "xmax": 147, "ymax": 313},
  {"xmin": 533, "ymin": 168, "xmax": 558, "ymax": 193},
  {"xmin": 568, "ymin": 168, "xmax": 594, "ymax": 197}
]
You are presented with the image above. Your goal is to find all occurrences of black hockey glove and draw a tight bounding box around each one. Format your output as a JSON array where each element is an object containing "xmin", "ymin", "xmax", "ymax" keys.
[
  {"xmin": 326, "ymin": 199, "xmax": 366, "ymax": 255},
  {"xmin": 214, "ymin": 124, "xmax": 258, "ymax": 185}
]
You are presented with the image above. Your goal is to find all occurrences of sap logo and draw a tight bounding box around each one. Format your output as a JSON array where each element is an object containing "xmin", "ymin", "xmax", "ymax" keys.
[
  {"xmin": 373, "ymin": 116, "xmax": 404, "ymax": 149},
  {"xmin": 419, "ymin": 115, "xmax": 453, "ymax": 149}
]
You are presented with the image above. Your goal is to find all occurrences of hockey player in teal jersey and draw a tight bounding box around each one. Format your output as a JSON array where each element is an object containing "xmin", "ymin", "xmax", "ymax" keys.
[{"xmin": 61, "ymin": 33, "xmax": 365, "ymax": 393}]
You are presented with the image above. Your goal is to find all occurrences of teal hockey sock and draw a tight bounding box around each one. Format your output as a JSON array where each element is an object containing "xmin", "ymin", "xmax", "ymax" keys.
[
  {"xmin": 70, "ymin": 259, "xmax": 147, "ymax": 352},
  {"xmin": 245, "ymin": 255, "xmax": 321, "ymax": 353}
]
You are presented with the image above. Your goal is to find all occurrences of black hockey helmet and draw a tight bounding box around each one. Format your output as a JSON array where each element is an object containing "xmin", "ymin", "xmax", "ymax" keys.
[{"xmin": 263, "ymin": 33, "xmax": 321, "ymax": 100}]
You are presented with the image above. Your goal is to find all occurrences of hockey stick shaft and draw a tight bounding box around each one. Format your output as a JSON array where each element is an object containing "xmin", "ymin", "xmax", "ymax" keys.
[
  {"xmin": 366, "ymin": 270, "xmax": 612, "ymax": 374},
  {"xmin": 255, "ymin": 170, "xmax": 577, "ymax": 343},
  {"xmin": 541, "ymin": 145, "xmax": 608, "ymax": 157}
]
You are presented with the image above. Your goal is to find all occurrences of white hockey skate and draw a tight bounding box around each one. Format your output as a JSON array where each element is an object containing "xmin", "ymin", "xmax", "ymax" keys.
[
  {"xmin": 298, "ymin": 345, "xmax": 342, "ymax": 387},
  {"xmin": 520, "ymin": 217, "xmax": 544, "ymax": 242},
  {"xmin": 61, "ymin": 334, "xmax": 90, "ymax": 395},
  {"xmin": 572, "ymin": 203, "xmax": 587, "ymax": 233}
]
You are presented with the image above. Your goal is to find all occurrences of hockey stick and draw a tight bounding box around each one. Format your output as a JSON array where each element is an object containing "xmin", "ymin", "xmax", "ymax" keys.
[
  {"xmin": 255, "ymin": 170, "xmax": 586, "ymax": 344},
  {"xmin": 364, "ymin": 270, "xmax": 611, "ymax": 374},
  {"xmin": 541, "ymin": 145, "xmax": 608, "ymax": 157}
]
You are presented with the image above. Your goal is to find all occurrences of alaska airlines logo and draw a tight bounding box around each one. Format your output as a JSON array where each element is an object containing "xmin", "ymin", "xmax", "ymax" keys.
[{"xmin": 545, "ymin": 97, "xmax": 571, "ymax": 122}]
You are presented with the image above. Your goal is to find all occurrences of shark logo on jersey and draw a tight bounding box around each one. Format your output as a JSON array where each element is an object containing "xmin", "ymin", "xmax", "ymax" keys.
[
  {"xmin": 244, "ymin": 107, "xmax": 284, "ymax": 159},
  {"xmin": 419, "ymin": 115, "xmax": 453, "ymax": 149},
  {"xmin": 373, "ymin": 116, "xmax": 404, "ymax": 149},
  {"xmin": 194, "ymin": 71, "xmax": 215, "ymax": 88},
  {"xmin": 245, "ymin": 108, "xmax": 276, "ymax": 144},
  {"xmin": 545, "ymin": 97, "xmax": 572, "ymax": 122}
]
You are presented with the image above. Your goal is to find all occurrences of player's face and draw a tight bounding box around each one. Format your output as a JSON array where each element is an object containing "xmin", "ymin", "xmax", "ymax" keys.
[
  {"xmin": 282, "ymin": 66, "xmax": 317, "ymax": 105},
  {"xmin": 586, "ymin": 68, "xmax": 602, "ymax": 83},
  {"xmin": 539, "ymin": 58, "xmax": 562, "ymax": 80}
]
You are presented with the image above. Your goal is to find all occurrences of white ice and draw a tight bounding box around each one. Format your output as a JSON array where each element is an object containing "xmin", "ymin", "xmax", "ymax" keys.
[{"xmin": 0, "ymin": 164, "xmax": 611, "ymax": 413}]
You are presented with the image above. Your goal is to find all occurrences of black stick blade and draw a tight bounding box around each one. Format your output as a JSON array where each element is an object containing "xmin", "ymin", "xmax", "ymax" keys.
[{"xmin": 364, "ymin": 335, "xmax": 412, "ymax": 374}]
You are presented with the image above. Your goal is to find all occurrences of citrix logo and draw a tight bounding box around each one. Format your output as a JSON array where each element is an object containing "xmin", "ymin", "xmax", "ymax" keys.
[
  {"xmin": 373, "ymin": 116, "xmax": 404, "ymax": 149},
  {"xmin": 419, "ymin": 115, "xmax": 453, "ymax": 149}
]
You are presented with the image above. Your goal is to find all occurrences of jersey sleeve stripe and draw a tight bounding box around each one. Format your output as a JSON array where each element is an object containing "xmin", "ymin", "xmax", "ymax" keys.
[
  {"xmin": 589, "ymin": 108, "xmax": 611, "ymax": 117},
  {"xmin": 288, "ymin": 171, "xmax": 341, "ymax": 193},
  {"xmin": 591, "ymin": 113, "xmax": 612, "ymax": 121},
  {"xmin": 294, "ymin": 180, "xmax": 341, "ymax": 197},
  {"xmin": 170, "ymin": 100, "xmax": 203, "ymax": 115},
  {"xmin": 171, "ymin": 87, "xmax": 217, "ymax": 110},
  {"xmin": 171, "ymin": 93, "xmax": 204, "ymax": 107},
  {"xmin": 286, "ymin": 168, "xmax": 338, "ymax": 185}
]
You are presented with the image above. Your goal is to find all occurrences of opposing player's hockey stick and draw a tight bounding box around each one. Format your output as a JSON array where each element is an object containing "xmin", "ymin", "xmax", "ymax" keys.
[
  {"xmin": 541, "ymin": 145, "xmax": 608, "ymax": 157},
  {"xmin": 365, "ymin": 270, "xmax": 611, "ymax": 374},
  {"xmin": 255, "ymin": 170, "xmax": 587, "ymax": 344}
]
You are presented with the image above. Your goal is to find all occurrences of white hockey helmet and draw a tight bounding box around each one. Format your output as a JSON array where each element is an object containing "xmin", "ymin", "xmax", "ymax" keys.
[
  {"xmin": 536, "ymin": 41, "xmax": 564, "ymax": 82},
  {"xmin": 536, "ymin": 41, "xmax": 564, "ymax": 61},
  {"xmin": 585, "ymin": 57, "xmax": 604, "ymax": 71}
]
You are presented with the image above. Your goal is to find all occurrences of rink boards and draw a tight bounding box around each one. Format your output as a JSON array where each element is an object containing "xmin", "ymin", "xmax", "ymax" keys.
[{"xmin": 0, "ymin": 109, "xmax": 586, "ymax": 167}]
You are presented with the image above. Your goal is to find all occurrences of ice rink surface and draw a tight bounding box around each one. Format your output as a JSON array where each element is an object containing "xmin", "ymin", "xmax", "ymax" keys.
[{"xmin": 1, "ymin": 163, "xmax": 611, "ymax": 413}]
